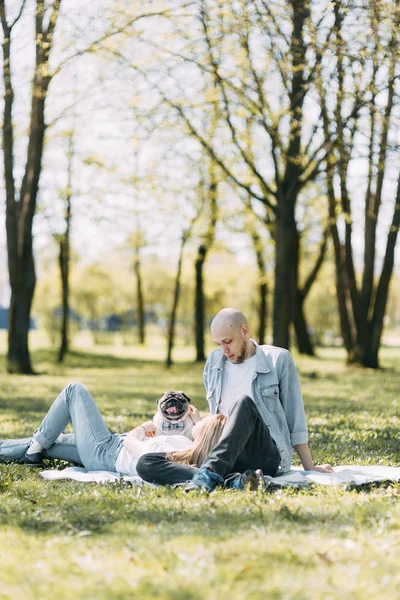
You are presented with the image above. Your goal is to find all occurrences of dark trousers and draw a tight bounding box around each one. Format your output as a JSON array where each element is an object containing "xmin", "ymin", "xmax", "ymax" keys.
[{"xmin": 136, "ymin": 395, "xmax": 281, "ymax": 486}]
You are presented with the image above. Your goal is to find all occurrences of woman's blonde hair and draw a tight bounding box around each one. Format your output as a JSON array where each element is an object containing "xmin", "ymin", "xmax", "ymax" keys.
[{"xmin": 166, "ymin": 414, "xmax": 226, "ymax": 467}]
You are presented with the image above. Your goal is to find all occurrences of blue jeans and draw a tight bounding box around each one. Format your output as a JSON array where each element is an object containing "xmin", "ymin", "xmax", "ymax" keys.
[
  {"xmin": 0, "ymin": 432, "xmax": 82, "ymax": 464},
  {"xmin": 0, "ymin": 383, "xmax": 124, "ymax": 470}
]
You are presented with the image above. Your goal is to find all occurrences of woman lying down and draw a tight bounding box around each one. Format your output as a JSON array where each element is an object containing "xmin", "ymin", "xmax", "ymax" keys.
[
  {"xmin": 0, "ymin": 383, "xmax": 274, "ymax": 491},
  {"xmin": 0, "ymin": 383, "xmax": 243, "ymax": 486}
]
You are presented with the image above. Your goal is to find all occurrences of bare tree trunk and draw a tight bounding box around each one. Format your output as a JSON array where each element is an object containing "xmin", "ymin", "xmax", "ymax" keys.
[
  {"xmin": 194, "ymin": 243, "xmax": 207, "ymax": 362},
  {"xmin": 294, "ymin": 227, "xmax": 329, "ymax": 355},
  {"xmin": 194, "ymin": 153, "xmax": 218, "ymax": 362},
  {"xmin": 258, "ymin": 279, "xmax": 268, "ymax": 346},
  {"xmin": 246, "ymin": 208, "xmax": 268, "ymax": 345},
  {"xmin": 7, "ymin": 283, "xmax": 35, "ymax": 373},
  {"xmin": 166, "ymin": 233, "xmax": 187, "ymax": 368},
  {"xmin": 0, "ymin": 0, "xmax": 62, "ymax": 373},
  {"xmin": 362, "ymin": 173, "xmax": 400, "ymax": 368},
  {"xmin": 167, "ymin": 203, "xmax": 202, "ymax": 367},
  {"xmin": 57, "ymin": 230, "xmax": 70, "ymax": 363},
  {"xmin": 293, "ymin": 293, "xmax": 313, "ymax": 355},
  {"xmin": 134, "ymin": 242, "xmax": 145, "ymax": 345},
  {"xmin": 273, "ymin": 207, "xmax": 298, "ymax": 349},
  {"xmin": 57, "ymin": 134, "xmax": 73, "ymax": 363}
]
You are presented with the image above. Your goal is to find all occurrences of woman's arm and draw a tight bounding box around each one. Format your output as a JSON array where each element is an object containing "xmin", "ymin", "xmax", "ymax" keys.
[{"xmin": 123, "ymin": 421, "xmax": 156, "ymax": 458}]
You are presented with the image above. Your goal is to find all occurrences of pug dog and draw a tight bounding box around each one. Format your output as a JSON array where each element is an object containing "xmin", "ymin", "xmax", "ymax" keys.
[{"xmin": 152, "ymin": 391, "xmax": 202, "ymax": 440}]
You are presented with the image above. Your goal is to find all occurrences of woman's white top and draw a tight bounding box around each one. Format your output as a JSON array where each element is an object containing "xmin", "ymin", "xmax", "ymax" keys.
[{"xmin": 115, "ymin": 434, "xmax": 193, "ymax": 476}]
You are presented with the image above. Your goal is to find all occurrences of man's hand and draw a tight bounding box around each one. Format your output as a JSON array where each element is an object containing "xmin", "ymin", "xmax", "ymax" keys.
[{"xmin": 312, "ymin": 464, "xmax": 334, "ymax": 473}]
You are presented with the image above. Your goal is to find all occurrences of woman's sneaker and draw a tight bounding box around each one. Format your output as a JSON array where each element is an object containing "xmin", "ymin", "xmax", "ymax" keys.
[{"xmin": 18, "ymin": 450, "xmax": 44, "ymax": 467}]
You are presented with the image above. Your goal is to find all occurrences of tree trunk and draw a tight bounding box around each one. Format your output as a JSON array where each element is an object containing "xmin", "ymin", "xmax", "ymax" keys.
[
  {"xmin": 57, "ymin": 234, "xmax": 69, "ymax": 363},
  {"xmin": 134, "ymin": 245, "xmax": 145, "ymax": 345},
  {"xmin": 273, "ymin": 209, "xmax": 297, "ymax": 349},
  {"xmin": 166, "ymin": 234, "xmax": 187, "ymax": 368},
  {"xmin": 57, "ymin": 133, "xmax": 73, "ymax": 363},
  {"xmin": 362, "ymin": 172, "xmax": 400, "ymax": 368},
  {"xmin": 194, "ymin": 244, "xmax": 207, "ymax": 362},
  {"xmin": 194, "ymin": 161, "xmax": 217, "ymax": 362},
  {"xmin": 293, "ymin": 292, "xmax": 314, "ymax": 355},
  {"xmin": 258, "ymin": 280, "xmax": 267, "ymax": 346},
  {"xmin": 273, "ymin": 0, "xmax": 309, "ymax": 350},
  {"xmin": 247, "ymin": 208, "xmax": 268, "ymax": 345},
  {"xmin": 294, "ymin": 226, "xmax": 329, "ymax": 355},
  {"xmin": 1, "ymin": 0, "xmax": 62, "ymax": 374},
  {"xmin": 7, "ymin": 273, "xmax": 35, "ymax": 374}
]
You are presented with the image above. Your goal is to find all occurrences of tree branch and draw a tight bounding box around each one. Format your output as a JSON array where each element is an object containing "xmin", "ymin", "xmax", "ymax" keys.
[{"xmin": 299, "ymin": 226, "xmax": 329, "ymax": 300}]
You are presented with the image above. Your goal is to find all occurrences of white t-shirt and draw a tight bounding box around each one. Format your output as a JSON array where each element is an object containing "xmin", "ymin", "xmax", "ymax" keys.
[
  {"xmin": 115, "ymin": 434, "xmax": 193, "ymax": 476},
  {"xmin": 218, "ymin": 354, "xmax": 257, "ymax": 416}
]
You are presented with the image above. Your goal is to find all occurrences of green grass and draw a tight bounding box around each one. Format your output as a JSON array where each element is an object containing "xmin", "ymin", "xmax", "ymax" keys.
[{"xmin": 1, "ymin": 340, "xmax": 400, "ymax": 599}]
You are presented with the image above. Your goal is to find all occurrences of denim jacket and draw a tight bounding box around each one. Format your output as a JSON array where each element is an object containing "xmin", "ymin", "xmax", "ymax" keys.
[{"xmin": 203, "ymin": 340, "xmax": 308, "ymax": 473}]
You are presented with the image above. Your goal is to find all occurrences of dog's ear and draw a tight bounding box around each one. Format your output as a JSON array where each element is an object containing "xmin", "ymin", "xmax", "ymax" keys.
[{"xmin": 156, "ymin": 392, "xmax": 167, "ymax": 406}]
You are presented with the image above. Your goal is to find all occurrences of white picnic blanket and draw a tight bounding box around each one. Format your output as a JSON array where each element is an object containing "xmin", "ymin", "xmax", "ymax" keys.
[
  {"xmin": 40, "ymin": 467, "xmax": 147, "ymax": 485},
  {"xmin": 264, "ymin": 465, "xmax": 400, "ymax": 488},
  {"xmin": 40, "ymin": 465, "xmax": 400, "ymax": 488}
]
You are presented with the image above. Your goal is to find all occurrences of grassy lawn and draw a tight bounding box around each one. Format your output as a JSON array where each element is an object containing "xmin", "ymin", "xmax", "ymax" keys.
[{"xmin": 0, "ymin": 336, "xmax": 399, "ymax": 599}]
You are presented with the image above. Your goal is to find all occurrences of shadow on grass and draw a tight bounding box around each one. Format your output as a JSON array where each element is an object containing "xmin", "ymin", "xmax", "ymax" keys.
[
  {"xmin": 33, "ymin": 349, "xmax": 161, "ymax": 370},
  {"xmin": 33, "ymin": 348, "xmax": 200, "ymax": 372},
  {"xmin": 0, "ymin": 481, "xmax": 339, "ymax": 538},
  {"xmin": 1, "ymin": 348, "xmax": 200, "ymax": 374},
  {"xmin": 3, "ymin": 479, "xmax": 398, "ymax": 539},
  {"xmin": 0, "ymin": 396, "xmax": 54, "ymax": 417}
]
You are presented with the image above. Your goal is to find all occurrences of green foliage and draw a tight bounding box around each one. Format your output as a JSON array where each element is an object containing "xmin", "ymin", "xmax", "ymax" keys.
[{"xmin": 0, "ymin": 344, "xmax": 400, "ymax": 598}]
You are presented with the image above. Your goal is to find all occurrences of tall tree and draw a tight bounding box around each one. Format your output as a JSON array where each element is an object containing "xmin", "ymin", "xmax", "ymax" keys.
[
  {"xmin": 0, "ymin": 0, "xmax": 62, "ymax": 373},
  {"xmin": 319, "ymin": 0, "xmax": 400, "ymax": 367},
  {"xmin": 245, "ymin": 208, "xmax": 269, "ymax": 345},
  {"xmin": 166, "ymin": 207, "xmax": 201, "ymax": 368},
  {"xmin": 293, "ymin": 226, "xmax": 328, "ymax": 355},
  {"xmin": 132, "ymin": 226, "xmax": 146, "ymax": 345},
  {"xmin": 57, "ymin": 130, "xmax": 73, "ymax": 363},
  {"xmin": 154, "ymin": 0, "xmax": 354, "ymax": 351},
  {"xmin": 166, "ymin": 228, "xmax": 190, "ymax": 368},
  {"xmin": 194, "ymin": 158, "xmax": 218, "ymax": 362}
]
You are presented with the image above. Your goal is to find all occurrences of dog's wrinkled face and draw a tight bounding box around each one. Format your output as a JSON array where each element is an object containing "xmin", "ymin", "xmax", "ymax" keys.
[{"xmin": 157, "ymin": 391, "xmax": 191, "ymax": 422}]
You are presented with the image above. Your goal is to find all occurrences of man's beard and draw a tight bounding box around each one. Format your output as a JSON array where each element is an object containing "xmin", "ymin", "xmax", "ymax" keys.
[{"xmin": 232, "ymin": 339, "xmax": 248, "ymax": 364}]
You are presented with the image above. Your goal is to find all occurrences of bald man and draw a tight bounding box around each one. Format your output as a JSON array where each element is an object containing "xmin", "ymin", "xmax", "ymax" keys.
[{"xmin": 137, "ymin": 308, "xmax": 332, "ymax": 491}]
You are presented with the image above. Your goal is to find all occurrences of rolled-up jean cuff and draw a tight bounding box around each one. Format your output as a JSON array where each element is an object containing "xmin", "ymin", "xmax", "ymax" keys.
[{"xmin": 33, "ymin": 428, "xmax": 54, "ymax": 450}]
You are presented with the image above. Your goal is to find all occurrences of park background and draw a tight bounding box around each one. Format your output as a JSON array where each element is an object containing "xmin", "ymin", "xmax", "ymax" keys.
[{"xmin": 0, "ymin": 1, "xmax": 399, "ymax": 598}]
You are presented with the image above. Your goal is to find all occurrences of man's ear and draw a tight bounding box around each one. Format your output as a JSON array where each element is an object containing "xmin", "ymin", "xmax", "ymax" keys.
[{"xmin": 241, "ymin": 324, "xmax": 249, "ymax": 337}]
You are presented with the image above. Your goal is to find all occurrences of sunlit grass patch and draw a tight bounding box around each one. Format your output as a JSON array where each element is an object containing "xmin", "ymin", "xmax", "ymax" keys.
[{"xmin": 0, "ymin": 344, "xmax": 400, "ymax": 598}]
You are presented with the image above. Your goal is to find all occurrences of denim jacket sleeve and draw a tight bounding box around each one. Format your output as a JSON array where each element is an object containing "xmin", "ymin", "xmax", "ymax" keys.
[
  {"xmin": 278, "ymin": 352, "xmax": 308, "ymax": 446},
  {"xmin": 203, "ymin": 360, "xmax": 209, "ymax": 393}
]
